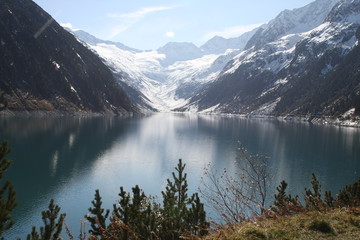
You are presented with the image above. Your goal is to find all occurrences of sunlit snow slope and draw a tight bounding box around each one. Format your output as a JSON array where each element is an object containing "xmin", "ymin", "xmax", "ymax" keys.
[
  {"xmin": 69, "ymin": 0, "xmax": 360, "ymax": 118},
  {"xmin": 70, "ymin": 29, "xmax": 254, "ymax": 112}
]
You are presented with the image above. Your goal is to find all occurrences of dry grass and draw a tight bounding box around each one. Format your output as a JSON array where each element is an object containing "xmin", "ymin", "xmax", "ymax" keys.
[{"xmin": 204, "ymin": 207, "xmax": 360, "ymax": 240}]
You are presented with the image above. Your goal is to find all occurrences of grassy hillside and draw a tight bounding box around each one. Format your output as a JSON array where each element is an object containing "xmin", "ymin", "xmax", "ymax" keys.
[{"xmin": 206, "ymin": 208, "xmax": 360, "ymax": 240}]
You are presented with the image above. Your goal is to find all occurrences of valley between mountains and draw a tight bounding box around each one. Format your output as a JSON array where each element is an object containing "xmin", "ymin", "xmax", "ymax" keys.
[
  {"xmin": 71, "ymin": 29, "xmax": 255, "ymax": 112},
  {"xmin": 70, "ymin": 0, "xmax": 360, "ymax": 125},
  {"xmin": 1, "ymin": 0, "xmax": 360, "ymax": 127}
]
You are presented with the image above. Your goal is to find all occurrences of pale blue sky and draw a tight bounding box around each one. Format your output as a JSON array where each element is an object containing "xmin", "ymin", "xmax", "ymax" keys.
[{"xmin": 33, "ymin": 0, "xmax": 315, "ymax": 50}]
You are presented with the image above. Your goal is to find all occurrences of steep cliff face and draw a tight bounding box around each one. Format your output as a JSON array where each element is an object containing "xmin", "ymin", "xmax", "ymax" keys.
[
  {"xmin": 182, "ymin": 0, "xmax": 360, "ymax": 118},
  {"xmin": 0, "ymin": 0, "xmax": 137, "ymax": 115},
  {"xmin": 3, "ymin": 0, "xmax": 359, "ymax": 119},
  {"xmin": 244, "ymin": 0, "xmax": 340, "ymax": 50}
]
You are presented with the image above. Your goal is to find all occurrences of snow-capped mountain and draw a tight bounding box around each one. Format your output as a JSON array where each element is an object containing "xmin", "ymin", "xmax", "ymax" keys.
[
  {"xmin": 70, "ymin": 28, "xmax": 256, "ymax": 112},
  {"xmin": 200, "ymin": 28, "xmax": 259, "ymax": 54},
  {"xmin": 68, "ymin": 0, "xmax": 360, "ymax": 120},
  {"xmin": 183, "ymin": 0, "xmax": 360, "ymax": 119},
  {"xmin": 68, "ymin": 29, "xmax": 140, "ymax": 53},
  {"xmin": 244, "ymin": 0, "xmax": 340, "ymax": 50},
  {"xmin": 157, "ymin": 42, "xmax": 203, "ymax": 67}
]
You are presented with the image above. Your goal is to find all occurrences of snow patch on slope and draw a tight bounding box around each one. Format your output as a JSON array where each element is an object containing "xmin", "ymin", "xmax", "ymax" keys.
[
  {"xmin": 70, "ymin": 26, "xmax": 258, "ymax": 112},
  {"xmin": 88, "ymin": 43, "xmax": 233, "ymax": 111}
]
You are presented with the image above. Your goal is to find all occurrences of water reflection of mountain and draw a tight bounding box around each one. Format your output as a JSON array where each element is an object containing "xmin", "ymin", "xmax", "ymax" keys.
[
  {"xmin": 0, "ymin": 116, "xmax": 131, "ymax": 223},
  {"xmin": 1, "ymin": 114, "xmax": 360, "ymax": 238},
  {"xmin": 172, "ymin": 114, "xmax": 360, "ymax": 196}
]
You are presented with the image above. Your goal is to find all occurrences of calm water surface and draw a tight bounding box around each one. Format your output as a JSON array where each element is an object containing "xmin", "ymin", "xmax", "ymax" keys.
[{"xmin": 1, "ymin": 113, "xmax": 360, "ymax": 238}]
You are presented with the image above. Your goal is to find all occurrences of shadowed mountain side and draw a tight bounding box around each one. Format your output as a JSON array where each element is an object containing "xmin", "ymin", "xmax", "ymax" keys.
[{"xmin": 0, "ymin": 0, "xmax": 138, "ymax": 115}]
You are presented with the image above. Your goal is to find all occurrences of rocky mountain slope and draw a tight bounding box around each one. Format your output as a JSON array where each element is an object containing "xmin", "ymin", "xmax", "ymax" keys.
[
  {"xmin": 71, "ymin": 0, "xmax": 360, "ymax": 122},
  {"xmin": 71, "ymin": 29, "xmax": 256, "ymax": 112},
  {"xmin": 6, "ymin": 0, "xmax": 359, "ymax": 121},
  {"xmin": 244, "ymin": 0, "xmax": 339, "ymax": 50},
  {"xmin": 0, "ymin": 0, "xmax": 137, "ymax": 115},
  {"xmin": 182, "ymin": 0, "xmax": 360, "ymax": 122}
]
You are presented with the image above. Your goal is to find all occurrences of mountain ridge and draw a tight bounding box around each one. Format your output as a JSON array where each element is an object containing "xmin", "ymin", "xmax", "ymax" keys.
[
  {"xmin": 3, "ymin": 0, "xmax": 359, "ymax": 124},
  {"xmin": 70, "ymin": 27, "xmax": 257, "ymax": 112},
  {"xmin": 70, "ymin": 0, "xmax": 360, "ymax": 123},
  {"xmin": 182, "ymin": 0, "xmax": 360, "ymax": 126},
  {"xmin": 244, "ymin": 0, "xmax": 340, "ymax": 50},
  {"xmin": 0, "ymin": 0, "xmax": 138, "ymax": 115}
]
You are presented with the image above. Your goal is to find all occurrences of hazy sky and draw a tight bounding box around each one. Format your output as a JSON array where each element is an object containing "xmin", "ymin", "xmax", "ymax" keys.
[{"xmin": 32, "ymin": 0, "xmax": 315, "ymax": 50}]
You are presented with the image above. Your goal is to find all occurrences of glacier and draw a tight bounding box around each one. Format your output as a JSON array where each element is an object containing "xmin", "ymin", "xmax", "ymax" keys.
[
  {"xmin": 71, "ymin": 30, "xmax": 253, "ymax": 112},
  {"xmin": 67, "ymin": 0, "xmax": 360, "ymax": 119}
]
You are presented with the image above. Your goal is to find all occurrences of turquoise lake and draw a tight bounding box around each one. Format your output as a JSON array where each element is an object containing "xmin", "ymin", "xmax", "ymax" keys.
[{"xmin": 1, "ymin": 113, "xmax": 360, "ymax": 238}]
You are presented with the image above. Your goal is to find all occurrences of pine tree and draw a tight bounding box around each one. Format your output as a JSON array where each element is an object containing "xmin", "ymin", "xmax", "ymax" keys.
[
  {"xmin": 86, "ymin": 189, "xmax": 110, "ymax": 237},
  {"xmin": 112, "ymin": 185, "xmax": 157, "ymax": 239},
  {"xmin": 128, "ymin": 185, "xmax": 157, "ymax": 239},
  {"xmin": 305, "ymin": 173, "xmax": 323, "ymax": 209},
  {"xmin": 188, "ymin": 193, "xmax": 209, "ymax": 236},
  {"xmin": 336, "ymin": 177, "xmax": 360, "ymax": 207},
  {"xmin": 161, "ymin": 159, "xmax": 190, "ymax": 239},
  {"xmin": 272, "ymin": 180, "xmax": 301, "ymax": 215},
  {"xmin": 0, "ymin": 141, "xmax": 17, "ymax": 238},
  {"xmin": 274, "ymin": 180, "xmax": 288, "ymax": 207},
  {"xmin": 112, "ymin": 186, "xmax": 131, "ymax": 239},
  {"xmin": 273, "ymin": 180, "xmax": 299, "ymax": 207},
  {"xmin": 324, "ymin": 190, "xmax": 334, "ymax": 208},
  {"xmin": 26, "ymin": 199, "xmax": 66, "ymax": 240},
  {"xmin": 160, "ymin": 159, "xmax": 208, "ymax": 239}
]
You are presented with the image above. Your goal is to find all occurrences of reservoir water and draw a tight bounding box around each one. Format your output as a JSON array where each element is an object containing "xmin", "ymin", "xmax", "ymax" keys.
[{"xmin": 1, "ymin": 113, "xmax": 360, "ymax": 238}]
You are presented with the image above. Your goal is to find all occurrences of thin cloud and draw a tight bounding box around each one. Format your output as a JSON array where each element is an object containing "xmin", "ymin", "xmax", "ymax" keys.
[
  {"xmin": 60, "ymin": 23, "xmax": 79, "ymax": 31},
  {"xmin": 107, "ymin": 5, "xmax": 180, "ymax": 39},
  {"xmin": 107, "ymin": 5, "xmax": 180, "ymax": 19},
  {"xmin": 109, "ymin": 25, "xmax": 133, "ymax": 39},
  {"xmin": 60, "ymin": 23, "xmax": 73, "ymax": 29},
  {"xmin": 203, "ymin": 23, "xmax": 263, "ymax": 40},
  {"xmin": 166, "ymin": 31, "xmax": 175, "ymax": 37}
]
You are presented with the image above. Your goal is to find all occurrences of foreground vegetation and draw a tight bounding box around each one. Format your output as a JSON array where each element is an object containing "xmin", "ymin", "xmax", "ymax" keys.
[
  {"xmin": 204, "ymin": 171, "xmax": 360, "ymax": 239},
  {"xmin": 206, "ymin": 207, "xmax": 360, "ymax": 240},
  {"xmin": 0, "ymin": 141, "xmax": 209, "ymax": 239},
  {"xmin": 2, "ymin": 141, "xmax": 360, "ymax": 239}
]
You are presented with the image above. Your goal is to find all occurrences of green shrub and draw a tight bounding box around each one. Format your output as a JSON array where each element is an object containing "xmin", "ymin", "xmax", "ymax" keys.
[
  {"xmin": 308, "ymin": 219, "xmax": 334, "ymax": 234},
  {"xmin": 336, "ymin": 178, "xmax": 360, "ymax": 207}
]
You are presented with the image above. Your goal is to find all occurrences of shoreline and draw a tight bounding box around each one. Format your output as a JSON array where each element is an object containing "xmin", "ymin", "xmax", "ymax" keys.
[
  {"xmin": 1, "ymin": 110, "xmax": 359, "ymax": 128},
  {"xmin": 194, "ymin": 111, "xmax": 360, "ymax": 128},
  {"xmin": 0, "ymin": 109, "xmax": 138, "ymax": 118},
  {"xmin": 246, "ymin": 114, "xmax": 360, "ymax": 128}
]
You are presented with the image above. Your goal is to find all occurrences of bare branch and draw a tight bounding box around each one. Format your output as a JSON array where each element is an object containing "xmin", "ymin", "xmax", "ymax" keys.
[{"xmin": 200, "ymin": 142, "xmax": 272, "ymax": 224}]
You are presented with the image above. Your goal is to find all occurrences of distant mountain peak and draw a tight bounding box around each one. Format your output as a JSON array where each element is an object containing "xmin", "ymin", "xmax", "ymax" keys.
[
  {"xmin": 157, "ymin": 42, "xmax": 203, "ymax": 66},
  {"xmin": 68, "ymin": 29, "xmax": 141, "ymax": 53},
  {"xmin": 200, "ymin": 28, "xmax": 259, "ymax": 55},
  {"xmin": 245, "ymin": 0, "xmax": 340, "ymax": 50},
  {"xmin": 63, "ymin": 0, "xmax": 360, "ymax": 118}
]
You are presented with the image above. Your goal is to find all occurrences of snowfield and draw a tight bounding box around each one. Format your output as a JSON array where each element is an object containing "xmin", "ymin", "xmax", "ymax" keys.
[
  {"xmin": 80, "ymin": 40, "xmax": 244, "ymax": 112},
  {"xmin": 70, "ymin": 0, "xmax": 360, "ymax": 120}
]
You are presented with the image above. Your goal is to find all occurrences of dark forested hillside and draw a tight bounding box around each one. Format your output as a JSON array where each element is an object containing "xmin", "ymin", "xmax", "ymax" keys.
[{"xmin": 0, "ymin": 0, "xmax": 137, "ymax": 115}]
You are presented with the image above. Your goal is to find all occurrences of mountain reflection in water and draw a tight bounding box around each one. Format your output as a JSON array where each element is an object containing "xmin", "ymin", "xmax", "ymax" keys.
[{"xmin": 1, "ymin": 113, "xmax": 359, "ymax": 238}]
